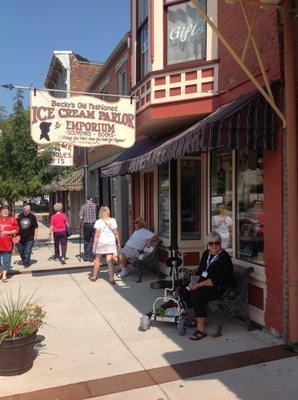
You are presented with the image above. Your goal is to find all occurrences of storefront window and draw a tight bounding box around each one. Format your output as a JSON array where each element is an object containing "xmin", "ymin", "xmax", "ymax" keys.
[
  {"xmin": 210, "ymin": 150, "xmax": 233, "ymax": 254},
  {"xmin": 110, "ymin": 177, "xmax": 117, "ymax": 217},
  {"xmin": 158, "ymin": 163, "xmax": 170, "ymax": 238},
  {"xmin": 236, "ymin": 150, "xmax": 264, "ymax": 265},
  {"xmin": 167, "ymin": 0, "xmax": 206, "ymax": 65},
  {"xmin": 181, "ymin": 159, "xmax": 200, "ymax": 240}
]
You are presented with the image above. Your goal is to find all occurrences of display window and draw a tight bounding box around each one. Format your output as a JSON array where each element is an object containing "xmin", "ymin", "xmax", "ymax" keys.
[
  {"xmin": 180, "ymin": 159, "xmax": 201, "ymax": 240},
  {"xmin": 158, "ymin": 163, "xmax": 170, "ymax": 238},
  {"xmin": 236, "ymin": 150, "xmax": 264, "ymax": 266},
  {"xmin": 210, "ymin": 149, "xmax": 233, "ymax": 255}
]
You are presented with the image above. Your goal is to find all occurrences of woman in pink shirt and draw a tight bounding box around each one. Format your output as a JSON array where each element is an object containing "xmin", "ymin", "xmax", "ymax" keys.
[{"xmin": 49, "ymin": 203, "xmax": 68, "ymax": 265}]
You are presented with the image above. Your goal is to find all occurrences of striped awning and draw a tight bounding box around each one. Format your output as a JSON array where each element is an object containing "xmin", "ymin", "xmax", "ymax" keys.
[
  {"xmin": 58, "ymin": 168, "xmax": 84, "ymax": 191},
  {"xmin": 101, "ymin": 87, "xmax": 277, "ymax": 178}
]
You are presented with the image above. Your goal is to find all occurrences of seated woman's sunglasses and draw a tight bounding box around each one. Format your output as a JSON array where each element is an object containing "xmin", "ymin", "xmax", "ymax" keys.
[{"xmin": 208, "ymin": 241, "xmax": 220, "ymax": 246}]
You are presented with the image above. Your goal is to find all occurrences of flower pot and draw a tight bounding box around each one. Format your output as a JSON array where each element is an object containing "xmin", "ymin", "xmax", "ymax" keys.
[{"xmin": 0, "ymin": 332, "xmax": 37, "ymax": 375}]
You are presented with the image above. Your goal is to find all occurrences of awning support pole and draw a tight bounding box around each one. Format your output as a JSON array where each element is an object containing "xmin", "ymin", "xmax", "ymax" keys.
[
  {"xmin": 190, "ymin": 0, "xmax": 286, "ymax": 127},
  {"xmin": 240, "ymin": 0, "xmax": 274, "ymax": 101}
]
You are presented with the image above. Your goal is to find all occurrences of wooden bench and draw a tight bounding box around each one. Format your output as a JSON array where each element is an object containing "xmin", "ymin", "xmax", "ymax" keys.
[
  {"xmin": 128, "ymin": 241, "xmax": 162, "ymax": 283},
  {"xmin": 180, "ymin": 265, "xmax": 254, "ymax": 336}
]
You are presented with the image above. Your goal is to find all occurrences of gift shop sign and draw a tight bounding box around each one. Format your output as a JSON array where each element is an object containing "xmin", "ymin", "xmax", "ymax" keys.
[
  {"xmin": 38, "ymin": 143, "xmax": 74, "ymax": 166},
  {"xmin": 30, "ymin": 90, "xmax": 136, "ymax": 148}
]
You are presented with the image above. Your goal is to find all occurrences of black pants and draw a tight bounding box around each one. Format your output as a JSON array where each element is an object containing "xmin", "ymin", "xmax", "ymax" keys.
[
  {"xmin": 83, "ymin": 223, "xmax": 95, "ymax": 259},
  {"xmin": 190, "ymin": 287, "xmax": 218, "ymax": 318},
  {"xmin": 53, "ymin": 231, "xmax": 67, "ymax": 258}
]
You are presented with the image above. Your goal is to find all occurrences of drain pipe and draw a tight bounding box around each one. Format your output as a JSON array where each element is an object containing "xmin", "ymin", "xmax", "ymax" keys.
[{"xmin": 283, "ymin": 0, "xmax": 298, "ymax": 347}]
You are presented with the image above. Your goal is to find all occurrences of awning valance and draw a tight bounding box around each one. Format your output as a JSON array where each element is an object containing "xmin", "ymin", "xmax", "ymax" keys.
[
  {"xmin": 58, "ymin": 168, "xmax": 84, "ymax": 191},
  {"xmin": 101, "ymin": 87, "xmax": 277, "ymax": 178}
]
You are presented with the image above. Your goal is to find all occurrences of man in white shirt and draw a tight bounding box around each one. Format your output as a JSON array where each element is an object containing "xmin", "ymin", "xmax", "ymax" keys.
[{"xmin": 117, "ymin": 217, "xmax": 158, "ymax": 278}]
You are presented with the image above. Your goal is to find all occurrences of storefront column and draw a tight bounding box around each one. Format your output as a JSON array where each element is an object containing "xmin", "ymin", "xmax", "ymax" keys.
[
  {"xmin": 170, "ymin": 159, "xmax": 178, "ymax": 250},
  {"xmin": 283, "ymin": 0, "xmax": 298, "ymax": 346}
]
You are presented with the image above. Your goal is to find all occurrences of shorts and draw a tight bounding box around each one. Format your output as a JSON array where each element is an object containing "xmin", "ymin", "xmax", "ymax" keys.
[{"xmin": 118, "ymin": 245, "xmax": 139, "ymax": 259}]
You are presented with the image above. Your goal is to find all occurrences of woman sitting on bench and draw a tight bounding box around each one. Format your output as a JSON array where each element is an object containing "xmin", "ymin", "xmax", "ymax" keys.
[{"xmin": 186, "ymin": 231, "xmax": 234, "ymax": 341}]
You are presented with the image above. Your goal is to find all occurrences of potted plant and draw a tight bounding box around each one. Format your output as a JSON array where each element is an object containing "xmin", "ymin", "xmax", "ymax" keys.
[{"xmin": 0, "ymin": 288, "xmax": 46, "ymax": 375}]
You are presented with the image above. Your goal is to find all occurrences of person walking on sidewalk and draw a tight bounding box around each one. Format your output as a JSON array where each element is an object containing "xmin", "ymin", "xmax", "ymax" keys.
[
  {"xmin": 90, "ymin": 206, "xmax": 120, "ymax": 284},
  {"xmin": 17, "ymin": 204, "xmax": 38, "ymax": 267},
  {"xmin": 49, "ymin": 203, "xmax": 68, "ymax": 265},
  {"xmin": 79, "ymin": 197, "xmax": 98, "ymax": 262},
  {"xmin": 0, "ymin": 205, "xmax": 19, "ymax": 282}
]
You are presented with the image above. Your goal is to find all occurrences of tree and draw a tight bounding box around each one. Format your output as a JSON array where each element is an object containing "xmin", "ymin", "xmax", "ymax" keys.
[
  {"xmin": 0, "ymin": 105, "xmax": 6, "ymax": 121},
  {"xmin": 0, "ymin": 89, "xmax": 56, "ymax": 206}
]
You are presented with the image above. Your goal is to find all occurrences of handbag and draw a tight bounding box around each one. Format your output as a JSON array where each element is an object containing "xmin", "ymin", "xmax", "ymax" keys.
[
  {"xmin": 102, "ymin": 219, "xmax": 119, "ymax": 246},
  {"xmin": 12, "ymin": 235, "xmax": 21, "ymax": 244},
  {"xmin": 66, "ymin": 225, "xmax": 73, "ymax": 237}
]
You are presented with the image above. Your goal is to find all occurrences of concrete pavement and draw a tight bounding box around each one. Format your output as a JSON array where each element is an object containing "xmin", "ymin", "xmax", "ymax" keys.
[{"xmin": 0, "ymin": 223, "xmax": 297, "ymax": 399}]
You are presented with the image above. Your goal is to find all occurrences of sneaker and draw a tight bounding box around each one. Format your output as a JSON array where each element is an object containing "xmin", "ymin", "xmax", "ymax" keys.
[
  {"xmin": 54, "ymin": 257, "xmax": 60, "ymax": 262},
  {"xmin": 117, "ymin": 269, "xmax": 129, "ymax": 278},
  {"xmin": 61, "ymin": 257, "xmax": 66, "ymax": 265}
]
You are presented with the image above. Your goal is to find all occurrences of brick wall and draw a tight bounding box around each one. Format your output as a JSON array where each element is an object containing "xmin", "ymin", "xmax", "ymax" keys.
[
  {"xmin": 218, "ymin": 2, "xmax": 280, "ymax": 99},
  {"xmin": 70, "ymin": 55, "xmax": 102, "ymax": 92},
  {"xmin": 87, "ymin": 46, "xmax": 129, "ymax": 167},
  {"xmin": 68, "ymin": 55, "xmax": 102, "ymax": 166}
]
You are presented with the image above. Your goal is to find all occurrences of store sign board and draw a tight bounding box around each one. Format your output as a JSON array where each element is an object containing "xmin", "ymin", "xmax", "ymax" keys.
[
  {"xmin": 30, "ymin": 90, "xmax": 136, "ymax": 148},
  {"xmin": 38, "ymin": 142, "xmax": 74, "ymax": 166}
]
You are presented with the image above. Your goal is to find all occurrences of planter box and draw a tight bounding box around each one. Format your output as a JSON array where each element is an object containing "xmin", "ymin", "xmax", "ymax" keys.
[{"xmin": 0, "ymin": 332, "xmax": 37, "ymax": 375}]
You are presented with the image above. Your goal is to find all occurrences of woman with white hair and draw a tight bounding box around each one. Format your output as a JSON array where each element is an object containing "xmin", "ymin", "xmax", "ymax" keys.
[
  {"xmin": 187, "ymin": 231, "xmax": 234, "ymax": 340},
  {"xmin": 90, "ymin": 206, "xmax": 120, "ymax": 284},
  {"xmin": 49, "ymin": 203, "xmax": 68, "ymax": 265}
]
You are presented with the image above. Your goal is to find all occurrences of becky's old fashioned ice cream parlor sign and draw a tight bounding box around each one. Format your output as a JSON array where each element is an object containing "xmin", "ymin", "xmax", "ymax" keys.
[{"xmin": 30, "ymin": 90, "xmax": 136, "ymax": 148}]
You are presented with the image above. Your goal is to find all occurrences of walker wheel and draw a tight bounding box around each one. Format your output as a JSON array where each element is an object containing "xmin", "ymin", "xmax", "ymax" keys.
[
  {"xmin": 177, "ymin": 317, "xmax": 187, "ymax": 335},
  {"xmin": 139, "ymin": 315, "xmax": 150, "ymax": 331}
]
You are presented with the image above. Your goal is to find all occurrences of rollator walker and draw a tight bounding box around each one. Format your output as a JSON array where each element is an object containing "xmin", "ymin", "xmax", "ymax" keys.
[{"xmin": 139, "ymin": 248, "xmax": 189, "ymax": 335}]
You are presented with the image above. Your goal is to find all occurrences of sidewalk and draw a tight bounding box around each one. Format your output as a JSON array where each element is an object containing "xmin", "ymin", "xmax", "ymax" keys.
[
  {"xmin": 10, "ymin": 222, "xmax": 92, "ymax": 273},
  {"xmin": 1, "ymin": 225, "xmax": 297, "ymax": 399}
]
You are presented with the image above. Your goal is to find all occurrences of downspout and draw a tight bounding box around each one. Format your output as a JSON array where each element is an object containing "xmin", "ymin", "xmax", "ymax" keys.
[{"xmin": 283, "ymin": 0, "xmax": 298, "ymax": 347}]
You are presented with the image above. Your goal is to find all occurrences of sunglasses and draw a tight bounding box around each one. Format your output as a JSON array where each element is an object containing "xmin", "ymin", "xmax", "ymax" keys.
[{"xmin": 208, "ymin": 241, "xmax": 220, "ymax": 246}]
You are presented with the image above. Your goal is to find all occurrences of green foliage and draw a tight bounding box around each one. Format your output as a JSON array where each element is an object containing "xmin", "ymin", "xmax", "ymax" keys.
[
  {"xmin": 0, "ymin": 288, "xmax": 46, "ymax": 340},
  {"xmin": 0, "ymin": 90, "xmax": 56, "ymax": 203},
  {"xmin": 0, "ymin": 105, "xmax": 6, "ymax": 121},
  {"xmin": 30, "ymin": 204, "xmax": 49, "ymax": 213}
]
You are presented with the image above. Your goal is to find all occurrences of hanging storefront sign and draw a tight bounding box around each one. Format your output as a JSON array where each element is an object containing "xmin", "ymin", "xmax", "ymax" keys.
[
  {"xmin": 38, "ymin": 142, "xmax": 74, "ymax": 166},
  {"xmin": 30, "ymin": 90, "xmax": 136, "ymax": 148}
]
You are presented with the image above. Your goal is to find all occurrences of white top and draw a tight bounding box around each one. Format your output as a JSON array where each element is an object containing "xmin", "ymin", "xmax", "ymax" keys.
[
  {"xmin": 94, "ymin": 218, "xmax": 117, "ymax": 244},
  {"xmin": 212, "ymin": 215, "xmax": 233, "ymax": 240},
  {"xmin": 126, "ymin": 228, "xmax": 155, "ymax": 250}
]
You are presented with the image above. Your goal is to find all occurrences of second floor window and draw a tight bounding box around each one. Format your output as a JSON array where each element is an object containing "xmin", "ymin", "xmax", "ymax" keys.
[
  {"xmin": 137, "ymin": 0, "xmax": 149, "ymax": 81},
  {"xmin": 118, "ymin": 65, "xmax": 128, "ymax": 96},
  {"xmin": 167, "ymin": 0, "xmax": 206, "ymax": 65}
]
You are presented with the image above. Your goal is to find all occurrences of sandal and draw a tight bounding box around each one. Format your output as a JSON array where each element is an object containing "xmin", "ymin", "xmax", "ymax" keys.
[
  {"xmin": 89, "ymin": 276, "xmax": 97, "ymax": 282},
  {"xmin": 187, "ymin": 319, "xmax": 197, "ymax": 328},
  {"xmin": 2, "ymin": 278, "xmax": 8, "ymax": 283},
  {"xmin": 189, "ymin": 330, "xmax": 207, "ymax": 341}
]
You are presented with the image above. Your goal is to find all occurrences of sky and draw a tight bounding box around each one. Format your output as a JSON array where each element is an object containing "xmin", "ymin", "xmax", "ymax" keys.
[{"xmin": 0, "ymin": 0, "xmax": 130, "ymax": 115}]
